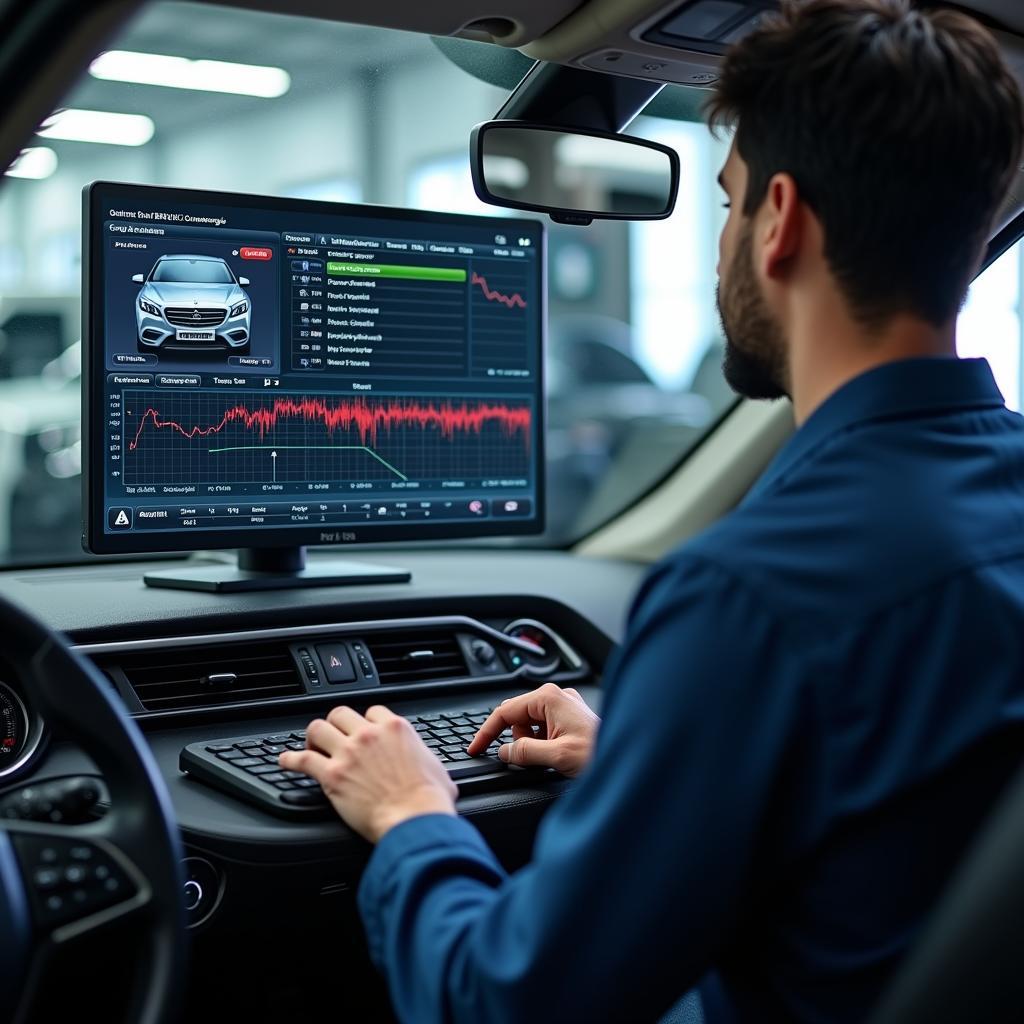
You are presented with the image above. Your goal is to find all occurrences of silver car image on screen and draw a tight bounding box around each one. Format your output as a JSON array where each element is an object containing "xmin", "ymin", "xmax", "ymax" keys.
[{"xmin": 133, "ymin": 254, "xmax": 251, "ymax": 353}]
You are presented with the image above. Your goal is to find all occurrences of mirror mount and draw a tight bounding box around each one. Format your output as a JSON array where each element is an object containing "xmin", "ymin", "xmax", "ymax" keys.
[
  {"xmin": 495, "ymin": 60, "xmax": 662, "ymax": 134},
  {"xmin": 550, "ymin": 212, "xmax": 594, "ymax": 226}
]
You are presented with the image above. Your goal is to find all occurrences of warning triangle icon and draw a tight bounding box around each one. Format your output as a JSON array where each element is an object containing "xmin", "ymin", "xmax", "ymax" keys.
[
  {"xmin": 330, "ymin": 655, "xmax": 342, "ymax": 668},
  {"xmin": 114, "ymin": 510, "xmax": 130, "ymax": 526}
]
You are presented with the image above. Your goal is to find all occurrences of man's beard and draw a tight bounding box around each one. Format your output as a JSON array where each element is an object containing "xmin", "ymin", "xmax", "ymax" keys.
[{"xmin": 716, "ymin": 223, "xmax": 789, "ymax": 400}]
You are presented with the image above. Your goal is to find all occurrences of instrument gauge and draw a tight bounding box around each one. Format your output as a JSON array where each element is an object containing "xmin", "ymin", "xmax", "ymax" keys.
[
  {"xmin": 0, "ymin": 682, "xmax": 30, "ymax": 768},
  {"xmin": 503, "ymin": 620, "xmax": 566, "ymax": 675}
]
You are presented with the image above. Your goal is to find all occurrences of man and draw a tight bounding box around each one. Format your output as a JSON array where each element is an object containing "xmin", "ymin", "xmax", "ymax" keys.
[{"xmin": 280, "ymin": 1, "xmax": 1024, "ymax": 1020}]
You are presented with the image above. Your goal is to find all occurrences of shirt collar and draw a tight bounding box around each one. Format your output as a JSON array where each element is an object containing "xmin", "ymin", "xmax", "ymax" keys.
[{"xmin": 747, "ymin": 357, "xmax": 1005, "ymax": 501}]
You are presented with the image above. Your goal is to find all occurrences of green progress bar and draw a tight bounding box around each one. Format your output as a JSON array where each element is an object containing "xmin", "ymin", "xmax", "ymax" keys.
[
  {"xmin": 325, "ymin": 261, "xmax": 466, "ymax": 282},
  {"xmin": 206, "ymin": 444, "xmax": 408, "ymax": 481}
]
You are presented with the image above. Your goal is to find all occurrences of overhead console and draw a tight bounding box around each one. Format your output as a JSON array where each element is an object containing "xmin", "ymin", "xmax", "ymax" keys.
[{"xmin": 519, "ymin": 0, "xmax": 779, "ymax": 86}]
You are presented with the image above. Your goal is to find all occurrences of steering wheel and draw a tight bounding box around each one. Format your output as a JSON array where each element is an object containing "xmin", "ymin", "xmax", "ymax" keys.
[{"xmin": 0, "ymin": 594, "xmax": 186, "ymax": 1023}]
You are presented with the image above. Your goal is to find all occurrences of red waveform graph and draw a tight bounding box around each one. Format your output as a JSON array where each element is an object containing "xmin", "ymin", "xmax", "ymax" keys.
[
  {"xmin": 471, "ymin": 271, "xmax": 527, "ymax": 309},
  {"xmin": 127, "ymin": 394, "xmax": 532, "ymax": 452}
]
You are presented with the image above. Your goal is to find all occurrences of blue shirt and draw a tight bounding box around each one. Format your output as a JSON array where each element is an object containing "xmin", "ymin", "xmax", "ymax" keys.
[{"xmin": 358, "ymin": 357, "xmax": 1024, "ymax": 1024}]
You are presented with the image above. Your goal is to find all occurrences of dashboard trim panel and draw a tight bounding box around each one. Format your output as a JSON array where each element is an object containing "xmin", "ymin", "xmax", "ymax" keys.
[{"xmin": 74, "ymin": 614, "xmax": 586, "ymax": 722}]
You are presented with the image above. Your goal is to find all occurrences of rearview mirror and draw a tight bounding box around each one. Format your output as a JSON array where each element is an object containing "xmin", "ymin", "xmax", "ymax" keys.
[
  {"xmin": 131, "ymin": 273, "xmax": 144, "ymax": 283},
  {"xmin": 238, "ymin": 276, "xmax": 250, "ymax": 287},
  {"xmin": 470, "ymin": 121, "xmax": 679, "ymax": 224}
]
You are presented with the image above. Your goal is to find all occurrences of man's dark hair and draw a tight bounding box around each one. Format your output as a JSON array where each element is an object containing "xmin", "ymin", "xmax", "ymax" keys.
[{"xmin": 707, "ymin": 0, "xmax": 1024, "ymax": 328}]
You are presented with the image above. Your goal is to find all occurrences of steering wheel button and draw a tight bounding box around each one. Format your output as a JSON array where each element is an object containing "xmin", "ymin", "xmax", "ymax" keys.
[
  {"xmin": 33, "ymin": 868, "xmax": 60, "ymax": 890},
  {"xmin": 64, "ymin": 865, "xmax": 87, "ymax": 884},
  {"xmin": 69, "ymin": 845, "xmax": 93, "ymax": 861},
  {"xmin": 94, "ymin": 864, "xmax": 110, "ymax": 880},
  {"xmin": 45, "ymin": 894, "xmax": 63, "ymax": 912}
]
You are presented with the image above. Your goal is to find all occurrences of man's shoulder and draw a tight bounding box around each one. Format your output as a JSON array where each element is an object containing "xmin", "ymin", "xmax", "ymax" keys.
[{"xmin": 672, "ymin": 414, "xmax": 1024, "ymax": 621}]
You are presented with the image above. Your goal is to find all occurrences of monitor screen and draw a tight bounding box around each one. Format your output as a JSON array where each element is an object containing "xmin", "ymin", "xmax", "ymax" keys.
[{"xmin": 82, "ymin": 182, "xmax": 545, "ymax": 555}]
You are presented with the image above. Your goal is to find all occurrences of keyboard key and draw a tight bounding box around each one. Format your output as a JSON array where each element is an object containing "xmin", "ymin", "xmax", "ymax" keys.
[
  {"xmin": 290, "ymin": 731, "xmax": 307, "ymax": 741},
  {"xmin": 233, "ymin": 757, "xmax": 262, "ymax": 768},
  {"xmin": 444, "ymin": 756, "xmax": 508, "ymax": 780},
  {"xmin": 239, "ymin": 747, "xmax": 265, "ymax": 758},
  {"xmin": 423, "ymin": 737, "xmax": 443, "ymax": 748},
  {"xmin": 262, "ymin": 772, "xmax": 288, "ymax": 783},
  {"xmin": 452, "ymin": 725, "xmax": 476, "ymax": 735},
  {"xmin": 294, "ymin": 777, "xmax": 321, "ymax": 789},
  {"xmin": 262, "ymin": 744, "xmax": 286, "ymax": 755},
  {"xmin": 243, "ymin": 763, "xmax": 280, "ymax": 775},
  {"xmin": 449, "ymin": 751, "xmax": 471, "ymax": 761},
  {"xmin": 205, "ymin": 744, "xmax": 234, "ymax": 753},
  {"xmin": 216, "ymin": 750, "xmax": 246, "ymax": 761},
  {"xmin": 235, "ymin": 741, "xmax": 260, "ymax": 750},
  {"xmin": 262, "ymin": 754, "xmax": 284, "ymax": 764},
  {"xmin": 413, "ymin": 722, "xmax": 432, "ymax": 732},
  {"xmin": 447, "ymin": 717, "xmax": 473, "ymax": 727},
  {"xmin": 263, "ymin": 734, "xmax": 291, "ymax": 745},
  {"xmin": 440, "ymin": 744, "xmax": 464, "ymax": 754},
  {"xmin": 280, "ymin": 770, "xmax": 305, "ymax": 780},
  {"xmin": 274, "ymin": 781, "xmax": 299, "ymax": 790},
  {"xmin": 281, "ymin": 791, "xmax": 327, "ymax": 806},
  {"xmin": 417, "ymin": 714, "xmax": 443, "ymax": 723},
  {"xmin": 285, "ymin": 741, "xmax": 305, "ymax": 751}
]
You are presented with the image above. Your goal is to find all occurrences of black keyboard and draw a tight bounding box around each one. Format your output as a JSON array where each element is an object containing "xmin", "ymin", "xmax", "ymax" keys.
[{"xmin": 180, "ymin": 706, "xmax": 529, "ymax": 819}]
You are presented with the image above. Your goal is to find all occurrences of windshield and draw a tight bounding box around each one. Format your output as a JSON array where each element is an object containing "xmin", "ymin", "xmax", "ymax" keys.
[
  {"xmin": 0, "ymin": 4, "xmax": 733, "ymax": 563},
  {"xmin": 151, "ymin": 258, "xmax": 235, "ymax": 284}
]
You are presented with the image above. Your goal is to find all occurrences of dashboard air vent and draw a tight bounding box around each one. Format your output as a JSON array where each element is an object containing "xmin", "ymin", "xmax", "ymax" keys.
[
  {"xmin": 98, "ymin": 640, "xmax": 303, "ymax": 711},
  {"xmin": 366, "ymin": 630, "xmax": 469, "ymax": 685}
]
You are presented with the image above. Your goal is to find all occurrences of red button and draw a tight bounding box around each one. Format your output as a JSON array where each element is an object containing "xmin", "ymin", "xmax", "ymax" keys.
[{"xmin": 240, "ymin": 246, "xmax": 272, "ymax": 261}]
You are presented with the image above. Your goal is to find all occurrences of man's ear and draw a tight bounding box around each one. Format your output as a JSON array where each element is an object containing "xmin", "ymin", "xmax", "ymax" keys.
[{"xmin": 758, "ymin": 172, "xmax": 802, "ymax": 282}]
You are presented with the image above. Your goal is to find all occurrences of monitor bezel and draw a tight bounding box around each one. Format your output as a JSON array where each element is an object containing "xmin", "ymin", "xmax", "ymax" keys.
[{"xmin": 82, "ymin": 180, "xmax": 546, "ymax": 556}]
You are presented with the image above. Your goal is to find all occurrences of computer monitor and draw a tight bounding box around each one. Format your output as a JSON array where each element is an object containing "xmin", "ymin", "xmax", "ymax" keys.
[{"xmin": 82, "ymin": 182, "xmax": 545, "ymax": 591}]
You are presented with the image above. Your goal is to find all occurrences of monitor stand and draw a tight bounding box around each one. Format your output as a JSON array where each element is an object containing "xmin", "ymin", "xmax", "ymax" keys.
[{"xmin": 142, "ymin": 546, "xmax": 412, "ymax": 593}]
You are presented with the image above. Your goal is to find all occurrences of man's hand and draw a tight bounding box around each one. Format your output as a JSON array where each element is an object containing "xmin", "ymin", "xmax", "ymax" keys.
[
  {"xmin": 279, "ymin": 705, "xmax": 457, "ymax": 844},
  {"xmin": 467, "ymin": 683, "xmax": 600, "ymax": 777}
]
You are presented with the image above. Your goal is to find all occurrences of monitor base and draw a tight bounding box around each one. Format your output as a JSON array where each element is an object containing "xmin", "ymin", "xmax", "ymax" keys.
[{"xmin": 142, "ymin": 546, "xmax": 411, "ymax": 593}]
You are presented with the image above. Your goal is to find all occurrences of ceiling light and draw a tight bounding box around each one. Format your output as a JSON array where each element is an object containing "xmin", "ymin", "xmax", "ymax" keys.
[
  {"xmin": 37, "ymin": 109, "xmax": 155, "ymax": 146},
  {"xmin": 90, "ymin": 50, "xmax": 291, "ymax": 98},
  {"xmin": 5, "ymin": 147, "xmax": 58, "ymax": 179}
]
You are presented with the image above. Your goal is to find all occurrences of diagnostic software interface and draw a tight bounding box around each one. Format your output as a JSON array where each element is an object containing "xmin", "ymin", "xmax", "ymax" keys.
[{"xmin": 84, "ymin": 183, "xmax": 544, "ymax": 553}]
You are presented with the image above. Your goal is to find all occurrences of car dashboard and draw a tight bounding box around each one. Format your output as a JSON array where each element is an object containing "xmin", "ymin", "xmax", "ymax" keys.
[{"xmin": 0, "ymin": 547, "xmax": 644, "ymax": 1015}]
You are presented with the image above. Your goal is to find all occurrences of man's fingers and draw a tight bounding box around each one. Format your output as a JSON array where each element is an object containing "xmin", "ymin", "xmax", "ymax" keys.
[
  {"xmin": 499, "ymin": 736, "xmax": 551, "ymax": 767},
  {"xmin": 325, "ymin": 705, "xmax": 365, "ymax": 735},
  {"xmin": 307, "ymin": 717, "xmax": 347, "ymax": 755},
  {"xmin": 466, "ymin": 693, "xmax": 538, "ymax": 754},
  {"xmin": 279, "ymin": 746, "xmax": 330, "ymax": 781},
  {"xmin": 364, "ymin": 704, "xmax": 398, "ymax": 724}
]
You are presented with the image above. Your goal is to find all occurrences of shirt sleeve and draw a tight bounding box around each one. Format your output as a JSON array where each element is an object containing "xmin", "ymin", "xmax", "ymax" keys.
[{"xmin": 357, "ymin": 554, "xmax": 805, "ymax": 1024}]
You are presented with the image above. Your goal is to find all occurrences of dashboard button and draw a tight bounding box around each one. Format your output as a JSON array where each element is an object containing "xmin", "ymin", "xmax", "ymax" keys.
[{"xmin": 316, "ymin": 644, "xmax": 356, "ymax": 684}]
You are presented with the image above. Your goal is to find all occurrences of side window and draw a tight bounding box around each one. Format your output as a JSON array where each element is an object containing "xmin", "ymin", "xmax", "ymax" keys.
[{"xmin": 959, "ymin": 241, "xmax": 1022, "ymax": 410}]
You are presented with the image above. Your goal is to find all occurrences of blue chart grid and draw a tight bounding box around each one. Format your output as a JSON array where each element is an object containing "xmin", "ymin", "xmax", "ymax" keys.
[{"xmin": 121, "ymin": 388, "xmax": 532, "ymax": 487}]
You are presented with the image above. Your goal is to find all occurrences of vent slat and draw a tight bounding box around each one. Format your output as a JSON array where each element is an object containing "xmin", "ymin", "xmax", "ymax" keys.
[
  {"xmin": 366, "ymin": 630, "xmax": 469, "ymax": 685},
  {"xmin": 93, "ymin": 640, "xmax": 303, "ymax": 711}
]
